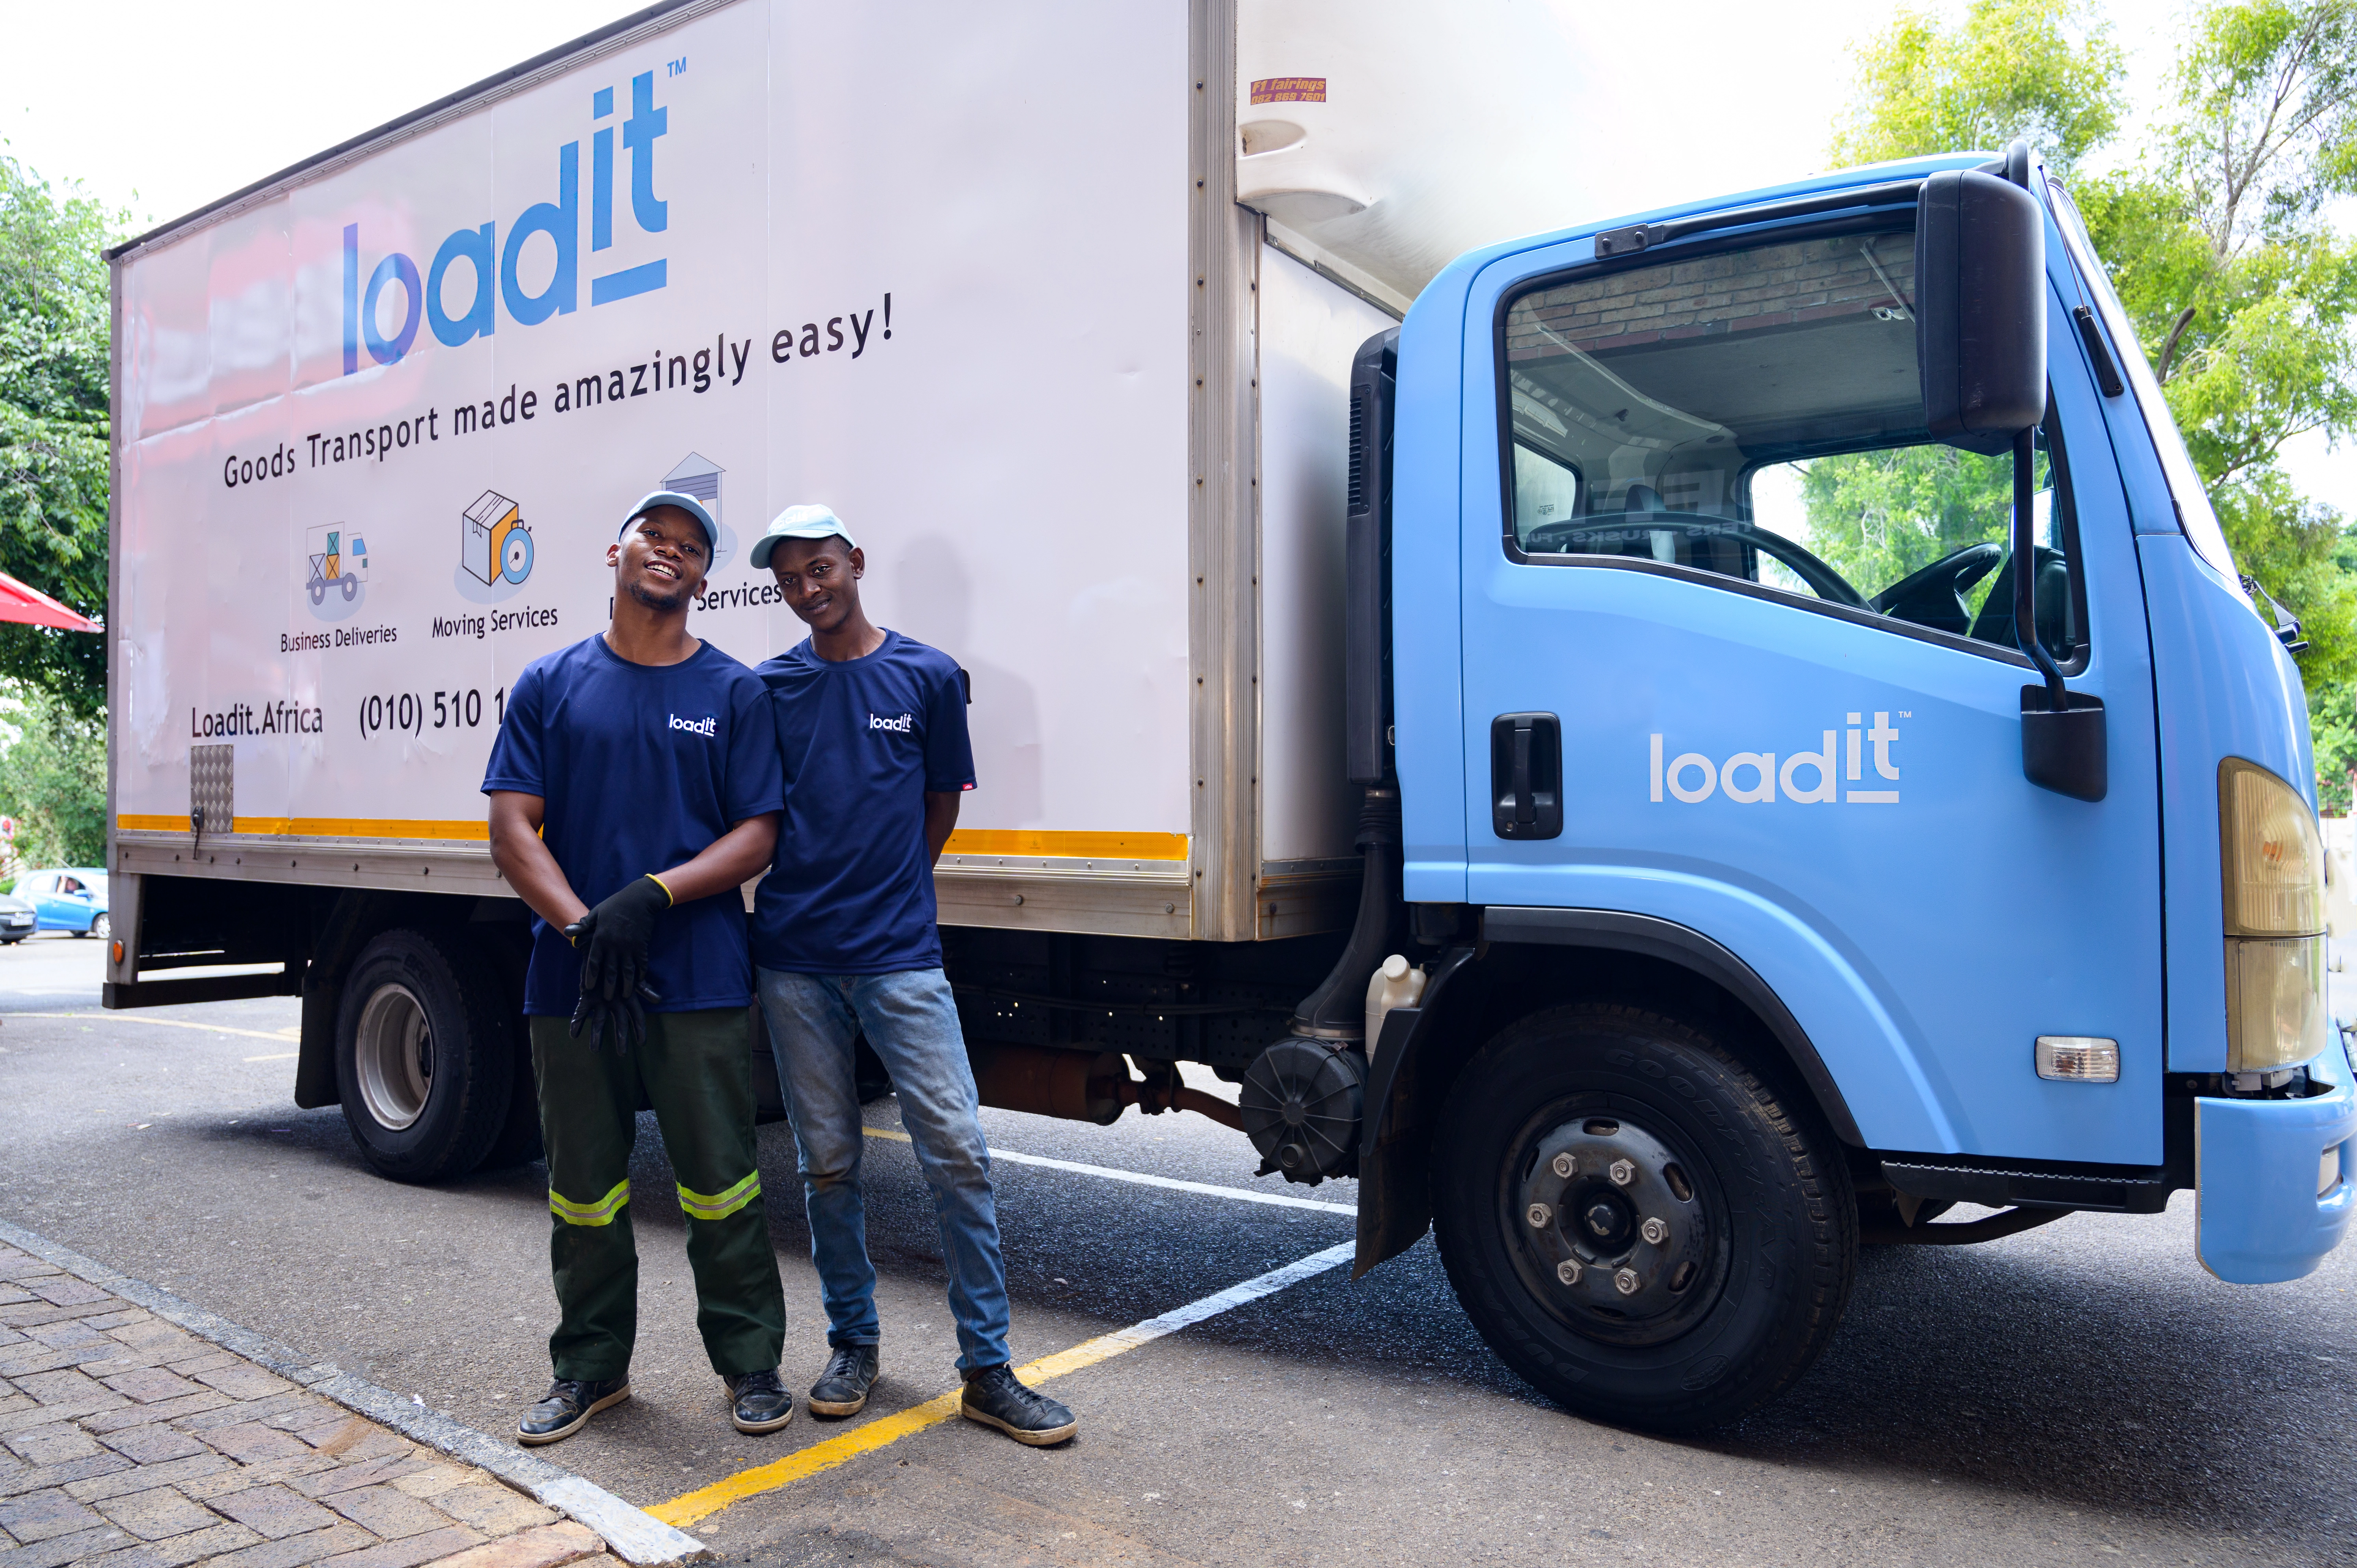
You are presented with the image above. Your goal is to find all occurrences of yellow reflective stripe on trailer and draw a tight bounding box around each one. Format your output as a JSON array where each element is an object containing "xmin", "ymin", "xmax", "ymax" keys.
[
  {"xmin": 549, "ymin": 1178, "xmax": 631, "ymax": 1226},
  {"xmin": 676, "ymin": 1172, "xmax": 761, "ymax": 1221}
]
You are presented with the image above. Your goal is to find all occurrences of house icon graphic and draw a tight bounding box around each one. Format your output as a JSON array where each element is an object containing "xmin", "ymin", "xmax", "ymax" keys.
[{"xmin": 665, "ymin": 453, "xmax": 722, "ymax": 528}]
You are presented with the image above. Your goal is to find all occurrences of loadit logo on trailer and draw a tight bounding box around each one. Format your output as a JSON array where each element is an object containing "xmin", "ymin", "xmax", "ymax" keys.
[
  {"xmin": 341, "ymin": 71, "xmax": 674, "ymax": 375},
  {"xmin": 1649, "ymin": 713, "xmax": 1902, "ymax": 805}
]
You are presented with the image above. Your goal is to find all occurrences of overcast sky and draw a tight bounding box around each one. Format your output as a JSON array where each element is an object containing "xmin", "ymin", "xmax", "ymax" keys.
[{"xmin": 0, "ymin": 0, "xmax": 2345, "ymax": 502}]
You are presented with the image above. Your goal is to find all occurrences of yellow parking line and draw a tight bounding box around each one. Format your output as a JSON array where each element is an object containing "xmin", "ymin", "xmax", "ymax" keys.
[
  {"xmin": 647, "ymin": 1388, "xmax": 966, "ymax": 1525},
  {"xmin": 647, "ymin": 1240, "xmax": 1356, "ymax": 1527}
]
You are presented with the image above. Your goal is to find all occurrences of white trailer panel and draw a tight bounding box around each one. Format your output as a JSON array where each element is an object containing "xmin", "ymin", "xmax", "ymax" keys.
[{"xmin": 112, "ymin": 0, "xmax": 1335, "ymax": 939}]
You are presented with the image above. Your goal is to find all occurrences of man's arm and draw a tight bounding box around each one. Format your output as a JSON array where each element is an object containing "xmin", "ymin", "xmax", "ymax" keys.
[
  {"xmin": 650, "ymin": 811, "xmax": 780, "ymax": 904},
  {"xmin": 489, "ymin": 792, "xmax": 779, "ymax": 924},
  {"xmin": 923, "ymin": 790, "xmax": 960, "ymax": 867},
  {"xmin": 488, "ymin": 791, "xmax": 587, "ymax": 929}
]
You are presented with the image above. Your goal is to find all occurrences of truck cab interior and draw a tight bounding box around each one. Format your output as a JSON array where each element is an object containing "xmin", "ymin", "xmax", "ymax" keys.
[{"xmin": 1504, "ymin": 222, "xmax": 2083, "ymax": 662}]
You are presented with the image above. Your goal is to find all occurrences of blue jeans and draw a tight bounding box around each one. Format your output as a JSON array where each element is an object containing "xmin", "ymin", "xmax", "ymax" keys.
[{"xmin": 754, "ymin": 966, "xmax": 1011, "ymax": 1372}]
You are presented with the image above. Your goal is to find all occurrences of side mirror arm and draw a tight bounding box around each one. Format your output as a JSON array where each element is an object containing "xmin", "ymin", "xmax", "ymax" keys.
[
  {"xmin": 2015, "ymin": 423, "xmax": 2106, "ymax": 802},
  {"xmin": 2013, "ymin": 428, "xmax": 2066, "ymax": 709}
]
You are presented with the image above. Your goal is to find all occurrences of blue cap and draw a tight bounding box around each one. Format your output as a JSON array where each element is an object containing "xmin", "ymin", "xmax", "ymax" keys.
[
  {"xmin": 621, "ymin": 490, "xmax": 718, "ymax": 554},
  {"xmin": 750, "ymin": 504, "xmax": 859, "ymax": 569}
]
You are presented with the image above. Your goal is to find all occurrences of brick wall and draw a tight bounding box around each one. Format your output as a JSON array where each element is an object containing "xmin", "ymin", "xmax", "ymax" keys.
[{"xmin": 1506, "ymin": 233, "xmax": 1918, "ymax": 365}]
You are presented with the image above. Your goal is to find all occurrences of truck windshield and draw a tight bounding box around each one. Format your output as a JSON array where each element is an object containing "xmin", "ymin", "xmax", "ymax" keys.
[{"xmin": 1504, "ymin": 225, "xmax": 2079, "ymax": 658}]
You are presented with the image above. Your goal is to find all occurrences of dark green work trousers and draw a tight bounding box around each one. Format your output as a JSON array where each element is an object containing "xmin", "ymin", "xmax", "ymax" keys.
[{"xmin": 531, "ymin": 1008, "xmax": 785, "ymax": 1382}]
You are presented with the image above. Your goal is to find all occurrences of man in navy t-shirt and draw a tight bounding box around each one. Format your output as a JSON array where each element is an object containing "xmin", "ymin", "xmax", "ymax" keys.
[
  {"xmin": 483, "ymin": 490, "xmax": 795, "ymax": 1446},
  {"xmin": 749, "ymin": 504, "xmax": 1077, "ymax": 1447}
]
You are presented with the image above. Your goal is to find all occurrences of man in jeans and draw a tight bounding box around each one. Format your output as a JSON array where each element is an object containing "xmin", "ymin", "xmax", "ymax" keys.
[{"xmin": 748, "ymin": 504, "xmax": 1076, "ymax": 1446}]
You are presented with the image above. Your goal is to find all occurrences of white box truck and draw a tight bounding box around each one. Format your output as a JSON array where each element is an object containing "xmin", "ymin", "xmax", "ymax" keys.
[{"xmin": 117, "ymin": 0, "xmax": 2334, "ymax": 1431}]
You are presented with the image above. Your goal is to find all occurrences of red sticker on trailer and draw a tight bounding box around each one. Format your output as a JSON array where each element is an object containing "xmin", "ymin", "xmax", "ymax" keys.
[{"xmin": 1250, "ymin": 77, "xmax": 1326, "ymax": 104}]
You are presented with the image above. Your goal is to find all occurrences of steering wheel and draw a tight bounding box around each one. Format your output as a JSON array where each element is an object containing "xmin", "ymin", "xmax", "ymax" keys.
[
  {"xmin": 1739, "ymin": 526, "xmax": 1870, "ymax": 609},
  {"xmin": 1524, "ymin": 515, "xmax": 1871, "ymax": 609},
  {"xmin": 1870, "ymin": 541, "xmax": 2004, "ymax": 636}
]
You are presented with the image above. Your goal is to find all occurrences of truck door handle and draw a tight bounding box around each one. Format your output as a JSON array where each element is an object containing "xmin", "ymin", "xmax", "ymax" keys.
[{"xmin": 1491, "ymin": 712, "xmax": 1563, "ymax": 840}]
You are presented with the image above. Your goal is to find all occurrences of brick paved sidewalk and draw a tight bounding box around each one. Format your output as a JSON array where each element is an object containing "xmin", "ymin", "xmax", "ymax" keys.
[{"xmin": 0, "ymin": 1244, "xmax": 610, "ymax": 1568}]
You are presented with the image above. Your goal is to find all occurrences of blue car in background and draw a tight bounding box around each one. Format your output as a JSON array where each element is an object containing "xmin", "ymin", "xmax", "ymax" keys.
[{"xmin": 12, "ymin": 868, "xmax": 110, "ymax": 939}]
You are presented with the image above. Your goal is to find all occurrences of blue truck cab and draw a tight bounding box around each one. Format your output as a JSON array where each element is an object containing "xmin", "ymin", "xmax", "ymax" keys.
[{"xmin": 1325, "ymin": 143, "xmax": 2355, "ymax": 1430}]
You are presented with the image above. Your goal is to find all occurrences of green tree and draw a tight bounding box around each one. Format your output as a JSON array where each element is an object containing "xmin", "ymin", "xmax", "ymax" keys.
[
  {"xmin": 1835, "ymin": 0, "xmax": 2357, "ymax": 785},
  {"xmin": 2074, "ymin": 2, "xmax": 2357, "ymax": 691},
  {"xmin": 0, "ymin": 157, "xmax": 114, "ymax": 719},
  {"xmin": 1831, "ymin": 0, "xmax": 2126, "ymax": 177},
  {"xmin": 0, "ymin": 681, "xmax": 106, "ymax": 869}
]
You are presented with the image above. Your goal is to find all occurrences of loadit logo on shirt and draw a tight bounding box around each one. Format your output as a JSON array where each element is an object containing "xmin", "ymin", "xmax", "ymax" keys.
[
  {"xmin": 869, "ymin": 712, "xmax": 912, "ymax": 733},
  {"xmin": 668, "ymin": 713, "xmax": 716, "ymax": 737}
]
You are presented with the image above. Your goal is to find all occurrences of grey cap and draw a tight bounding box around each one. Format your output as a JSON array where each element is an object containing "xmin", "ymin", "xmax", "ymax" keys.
[
  {"xmin": 750, "ymin": 504, "xmax": 859, "ymax": 569},
  {"xmin": 620, "ymin": 490, "xmax": 718, "ymax": 553}
]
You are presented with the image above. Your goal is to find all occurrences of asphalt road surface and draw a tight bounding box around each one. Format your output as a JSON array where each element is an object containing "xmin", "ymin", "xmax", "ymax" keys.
[{"xmin": 6, "ymin": 933, "xmax": 2356, "ymax": 1566}]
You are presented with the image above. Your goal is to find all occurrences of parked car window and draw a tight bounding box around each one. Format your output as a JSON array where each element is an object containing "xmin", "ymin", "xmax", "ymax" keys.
[{"xmin": 1502, "ymin": 223, "xmax": 2083, "ymax": 662}]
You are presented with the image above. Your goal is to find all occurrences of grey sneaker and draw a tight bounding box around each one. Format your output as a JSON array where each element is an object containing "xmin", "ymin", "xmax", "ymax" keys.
[
  {"xmin": 960, "ymin": 1365, "xmax": 1076, "ymax": 1446},
  {"xmin": 807, "ymin": 1344, "xmax": 882, "ymax": 1418},
  {"xmin": 723, "ymin": 1368, "xmax": 794, "ymax": 1434},
  {"xmin": 517, "ymin": 1376, "xmax": 629, "ymax": 1446}
]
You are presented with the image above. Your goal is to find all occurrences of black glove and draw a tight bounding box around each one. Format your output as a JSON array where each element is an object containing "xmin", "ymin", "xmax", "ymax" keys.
[
  {"xmin": 566, "ymin": 983, "xmax": 660, "ymax": 1053},
  {"xmin": 564, "ymin": 875, "xmax": 671, "ymax": 1051}
]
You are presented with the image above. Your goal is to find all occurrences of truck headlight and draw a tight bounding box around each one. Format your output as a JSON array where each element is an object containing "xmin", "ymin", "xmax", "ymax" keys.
[{"xmin": 2219, "ymin": 759, "xmax": 2328, "ymax": 1074}]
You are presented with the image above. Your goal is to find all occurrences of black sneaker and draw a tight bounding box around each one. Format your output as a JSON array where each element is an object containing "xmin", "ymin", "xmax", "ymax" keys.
[
  {"xmin": 959, "ymin": 1365, "xmax": 1076, "ymax": 1447},
  {"xmin": 517, "ymin": 1376, "xmax": 630, "ymax": 1446},
  {"xmin": 723, "ymin": 1368, "xmax": 794, "ymax": 1434},
  {"xmin": 807, "ymin": 1344, "xmax": 882, "ymax": 1418}
]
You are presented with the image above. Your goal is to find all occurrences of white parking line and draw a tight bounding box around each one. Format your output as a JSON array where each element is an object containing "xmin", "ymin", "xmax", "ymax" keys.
[
  {"xmin": 15, "ymin": 1012, "xmax": 300, "ymax": 1045},
  {"xmin": 859, "ymin": 1123, "xmax": 1356, "ymax": 1215}
]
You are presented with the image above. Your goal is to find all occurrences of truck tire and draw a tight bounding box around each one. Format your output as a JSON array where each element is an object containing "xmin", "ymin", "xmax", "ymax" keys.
[
  {"xmin": 336, "ymin": 929, "xmax": 514, "ymax": 1182},
  {"xmin": 1432, "ymin": 1003, "xmax": 1855, "ymax": 1432}
]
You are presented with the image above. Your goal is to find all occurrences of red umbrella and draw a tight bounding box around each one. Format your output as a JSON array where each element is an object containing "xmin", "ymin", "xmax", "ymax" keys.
[{"xmin": 0, "ymin": 571, "xmax": 99, "ymax": 632}]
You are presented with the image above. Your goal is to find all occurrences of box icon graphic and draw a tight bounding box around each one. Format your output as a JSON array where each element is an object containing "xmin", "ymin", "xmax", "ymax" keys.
[{"xmin": 462, "ymin": 491, "xmax": 533, "ymax": 586}]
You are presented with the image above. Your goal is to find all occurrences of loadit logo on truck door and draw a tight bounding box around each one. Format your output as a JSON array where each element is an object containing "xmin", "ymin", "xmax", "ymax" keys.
[
  {"xmin": 341, "ymin": 70, "xmax": 673, "ymax": 375},
  {"xmin": 1649, "ymin": 713, "xmax": 1902, "ymax": 805}
]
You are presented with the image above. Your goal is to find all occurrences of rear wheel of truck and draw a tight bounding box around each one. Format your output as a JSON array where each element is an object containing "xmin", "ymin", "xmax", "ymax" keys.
[
  {"xmin": 1432, "ymin": 1004, "xmax": 1855, "ymax": 1432},
  {"xmin": 336, "ymin": 929, "xmax": 514, "ymax": 1182}
]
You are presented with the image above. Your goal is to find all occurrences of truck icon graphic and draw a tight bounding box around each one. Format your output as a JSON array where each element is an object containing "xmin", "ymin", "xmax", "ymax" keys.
[
  {"xmin": 305, "ymin": 525, "xmax": 367, "ymax": 605},
  {"xmin": 461, "ymin": 491, "xmax": 532, "ymax": 586}
]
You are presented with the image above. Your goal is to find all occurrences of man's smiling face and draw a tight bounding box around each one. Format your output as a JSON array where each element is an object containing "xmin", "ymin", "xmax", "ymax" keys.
[
  {"xmin": 770, "ymin": 535, "xmax": 864, "ymax": 634},
  {"xmin": 608, "ymin": 506, "xmax": 711, "ymax": 611}
]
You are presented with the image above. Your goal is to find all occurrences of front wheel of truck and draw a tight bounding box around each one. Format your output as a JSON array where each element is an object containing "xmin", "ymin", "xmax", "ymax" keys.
[
  {"xmin": 336, "ymin": 929, "xmax": 514, "ymax": 1182},
  {"xmin": 1432, "ymin": 1004, "xmax": 1855, "ymax": 1432}
]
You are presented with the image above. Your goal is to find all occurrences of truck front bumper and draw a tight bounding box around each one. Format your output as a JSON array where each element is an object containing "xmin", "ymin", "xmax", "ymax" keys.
[{"xmin": 2196, "ymin": 1040, "xmax": 2357, "ymax": 1283}]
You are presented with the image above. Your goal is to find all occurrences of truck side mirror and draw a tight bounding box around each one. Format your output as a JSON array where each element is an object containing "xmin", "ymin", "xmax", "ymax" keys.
[
  {"xmin": 1914, "ymin": 169, "xmax": 2046, "ymax": 454},
  {"xmin": 1919, "ymin": 160, "xmax": 2104, "ymax": 801}
]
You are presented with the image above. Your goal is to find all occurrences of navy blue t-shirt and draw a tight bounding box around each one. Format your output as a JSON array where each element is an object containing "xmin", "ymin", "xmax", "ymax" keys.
[
  {"xmin": 482, "ymin": 635, "xmax": 784, "ymax": 1014},
  {"xmin": 752, "ymin": 630, "xmax": 974, "ymax": 974}
]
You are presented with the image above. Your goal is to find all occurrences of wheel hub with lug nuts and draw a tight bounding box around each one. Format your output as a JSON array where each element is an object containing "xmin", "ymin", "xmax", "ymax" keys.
[{"xmin": 1509, "ymin": 1110, "xmax": 1717, "ymax": 1341}]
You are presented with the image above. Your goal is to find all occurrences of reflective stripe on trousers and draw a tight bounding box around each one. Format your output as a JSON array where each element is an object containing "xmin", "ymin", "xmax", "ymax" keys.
[
  {"xmin": 677, "ymin": 1171, "xmax": 762, "ymax": 1222},
  {"xmin": 550, "ymin": 1178, "xmax": 631, "ymax": 1227}
]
